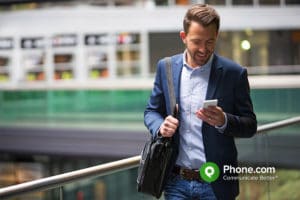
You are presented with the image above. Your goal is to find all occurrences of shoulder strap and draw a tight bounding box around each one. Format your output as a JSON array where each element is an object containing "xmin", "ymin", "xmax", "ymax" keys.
[{"xmin": 165, "ymin": 57, "xmax": 177, "ymax": 118}]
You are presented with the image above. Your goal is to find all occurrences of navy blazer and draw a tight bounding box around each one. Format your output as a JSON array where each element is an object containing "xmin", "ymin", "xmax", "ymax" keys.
[{"xmin": 144, "ymin": 53, "xmax": 257, "ymax": 199}]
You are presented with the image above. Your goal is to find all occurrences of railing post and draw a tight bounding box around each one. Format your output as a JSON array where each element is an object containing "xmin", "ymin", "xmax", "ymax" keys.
[{"xmin": 59, "ymin": 186, "xmax": 63, "ymax": 200}]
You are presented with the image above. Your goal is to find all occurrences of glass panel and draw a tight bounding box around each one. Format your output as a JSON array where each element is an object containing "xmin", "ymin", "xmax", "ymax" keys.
[
  {"xmin": 23, "ymin": 52, "xmax": 46, "ymax": 81},
  {"xmin": 52, "ymin": 34, "xmax": 77, "ymax": 80},
  {"xmin": 155, "ymin": 0, "xmax": 169, "ymax": 6},
  {"xmin": 0, "ymin": 89, "xmax": 149, "ymax": 128},
  {"xmin": 114, "ymin": 0, "xmax": 140, "ymax": 6},
  {"xmin": 232, "ymin": 0, "xmax": 253, "ymax": 5},
  {"xmin": 0, "ymin": 56, "xmax": 9, "ymax": 66},
  {"xmin": 0, "ymin": 187, "xmax": 61, "ymax": 200},
  {"xmin": 0, "ymin": 55, "xmax": 10, "ymax": 82},
  {"xmin": 21, "ymin": 37, "xmax": 46, "ymax": 82},
  {"xmin": 205, "ymin": 0, "xmax": 226, "ymax": 5},
  {"xmin": 267, "ymin": 29, "xmax": 297, "ymax": 67},
  {"xmin": 0, "ymin": 167, "xmax": 162, "ymax": 200},
  {"xmin": 116, "ymin": 32, "xmax": 141, "ymax": 77},
  {"xmin": 259, "ymin": 0, "xmax": 280, "ymax": 5},
  {"xmin": 149, "ymin": 29, "xmax": 300, "ymax": 76},
  {"xmin": 286, "ymin": 0, "xmax": 300, "ymax": 4},
  {"xmin": 251, "ymin": 88, "xmax": 300, "ymax": 124},
  {"xmin": 2, "ymin": 120, "xmax": 300, "ymax": 200},
  {"xmin": 149, "ymin": 32, "xmax": 184, "ymax": 73},
  {"xmin": 53, "ymin": 53, "xmax": 74, "ymax": 80},
  {"xmin": 85, "ymin": 34, "xmax": 110, "ymax": 79},
  {"xmin": 87, "ymin": 50, "xmax": 109, "ymax": 78},
  {"xmin": 216, "ymin": 29, "xmax": 300, "ymax": 75},
  {"xmin": 269, "ymin": 169, "xmax": 300, "ymax": 198},
  {"xmin": 216, "ymin": 31, "xmax": 270, "ymax": 68},
  {"xmin": 176, "ymin": 0, "xmax": 189, "ymax": 5},
  {"xmin": 236, "ymin": 123, "xmax": 300, "ymax": 199},
  {"xmin": 292, "ymin": 31, "xmax": 300, "ymax": 65},
  {"xmin": 0, "ymin": 37, "xmax": 13, "ymax": 50},
  {"xmin": 0, "ymin": 161, "xmax": 46, "ymax": 199}
]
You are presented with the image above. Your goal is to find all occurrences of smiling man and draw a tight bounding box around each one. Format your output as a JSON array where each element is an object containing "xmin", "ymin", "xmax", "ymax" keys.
[{"xmin": 144, "ymin": 4, "xmax": 257, "ymax": 200}]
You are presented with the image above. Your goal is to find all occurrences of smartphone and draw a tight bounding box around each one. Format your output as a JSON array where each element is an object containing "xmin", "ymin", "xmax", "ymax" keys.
[{"xmin": 203, "ymin": 99, "xmax": 218, "ymax": 109}]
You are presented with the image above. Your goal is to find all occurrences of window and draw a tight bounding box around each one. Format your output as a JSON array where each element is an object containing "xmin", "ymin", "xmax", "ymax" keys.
[
  {"xmin": 259, "ymin": 0, "xmax": 280, "ymax": 5},
  {"xmin": 52, "ymin": 34, "xmax": 77, "ymax": 80},
  {"xmin": 85, "ymin": 34, "xmax": 109, "ymax": 79},
  {"xmin": 205, "ymin": 0, "xmax": 226, "ymax": 5},
  {"xmin": 232, "ymin": 0, "xmax": 252, "ymax": 5},
  {"xmin": 115, "ymin": 33, "xmax": 141, "ymax": 77},
  {"xmin": 21, "ymin": 37, "xmax": 46, "ymax": 81}
]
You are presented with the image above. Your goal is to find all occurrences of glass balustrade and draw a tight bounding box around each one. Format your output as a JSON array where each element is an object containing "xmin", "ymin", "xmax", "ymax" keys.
[{"xmin": 236, "ymin": 123, "xmax": 300, "ymax": 200}]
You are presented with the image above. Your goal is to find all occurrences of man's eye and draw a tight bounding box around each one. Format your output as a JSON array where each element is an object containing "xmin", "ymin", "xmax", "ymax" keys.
[{"xmin": 206, "ymin": 41, "xmax": 214, "ymax": 46}]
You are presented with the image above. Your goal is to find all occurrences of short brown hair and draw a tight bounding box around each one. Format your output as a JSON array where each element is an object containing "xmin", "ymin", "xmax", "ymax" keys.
[{"xmin": 183, "ymin": 4, "xmax": 220, "ymax": 34}]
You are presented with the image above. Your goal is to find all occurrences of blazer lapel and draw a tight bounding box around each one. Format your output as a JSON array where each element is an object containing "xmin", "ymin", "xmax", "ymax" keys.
[{"xmin": 206, "ymin": 55, "xmax": 223, "ymax": 100}]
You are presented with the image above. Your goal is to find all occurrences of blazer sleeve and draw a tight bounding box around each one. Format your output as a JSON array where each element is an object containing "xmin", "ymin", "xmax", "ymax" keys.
[
  {"xmin": 144, "ymin": 59, "xmax": 167, "ymax": 138},
  {"xmin": 224, "ymin": 68, "xmax": 257, "ymax": 138}
]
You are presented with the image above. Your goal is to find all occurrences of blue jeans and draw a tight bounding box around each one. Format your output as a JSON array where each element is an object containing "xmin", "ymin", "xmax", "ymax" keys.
[{"xmin": 164, "ymin": 173, "xmax": 218, "ymax": 200}]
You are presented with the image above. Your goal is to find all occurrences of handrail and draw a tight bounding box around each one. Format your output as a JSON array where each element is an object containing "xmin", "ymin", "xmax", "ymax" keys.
[
  {"xmin": 0, "ymin": 155, "xmax": 141, "ymax": 199},
  {"xmin": 0, "ymin": 116, "xmax": 300, "ymax": 199},
  {"xmin": 257, "ymin": 116, "xmax": 300, "ymax": 134}
]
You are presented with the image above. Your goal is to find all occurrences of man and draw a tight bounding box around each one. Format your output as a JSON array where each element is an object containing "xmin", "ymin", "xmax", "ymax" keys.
[{"xmin": 144, "ymin": 4, "xmax": 257, "ymax": 200}]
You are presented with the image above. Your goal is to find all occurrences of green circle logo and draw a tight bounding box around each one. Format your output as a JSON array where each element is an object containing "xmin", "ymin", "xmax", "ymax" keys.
[{"xmin": 199, "ymin": 162, "xmax": 220, "ymax": 183}]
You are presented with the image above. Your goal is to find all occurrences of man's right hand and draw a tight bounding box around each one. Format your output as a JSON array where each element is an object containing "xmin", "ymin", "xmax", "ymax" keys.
[{"xmin": 159, "ymin": 115, "xmax": 179, "ymax": 137}]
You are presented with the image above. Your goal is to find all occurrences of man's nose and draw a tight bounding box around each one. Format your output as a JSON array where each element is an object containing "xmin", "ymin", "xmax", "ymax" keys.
[{"xmin": 197, "ymin": 43, "xmax": 206, "ymax": 52}]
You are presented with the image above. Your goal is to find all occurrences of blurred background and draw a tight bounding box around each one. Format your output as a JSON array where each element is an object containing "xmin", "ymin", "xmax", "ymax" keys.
[{"xmin": 0, "ymin": 0, "xmax": 300, "ymax": 199}]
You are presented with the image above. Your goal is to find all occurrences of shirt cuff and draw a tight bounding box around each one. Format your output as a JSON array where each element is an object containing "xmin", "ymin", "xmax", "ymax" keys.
[
  {"xmin": 155, "ymin": 125, "xmax": 163, "ymax": 139},
  {"xmin": 215, "ymin": 113, "xmax": 228, "ymax": 133}
]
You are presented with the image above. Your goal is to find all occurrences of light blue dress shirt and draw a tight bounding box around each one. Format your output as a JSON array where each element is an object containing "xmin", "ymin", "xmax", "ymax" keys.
[{"xmin": 175, "ymin": 52, "xmax": 213, "ymax": 169}]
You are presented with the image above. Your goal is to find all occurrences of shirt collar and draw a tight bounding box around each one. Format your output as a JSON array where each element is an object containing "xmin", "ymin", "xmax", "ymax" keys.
[{"xmin": 183, "ymin": 50, "xmax": 214, "ymax": 71}]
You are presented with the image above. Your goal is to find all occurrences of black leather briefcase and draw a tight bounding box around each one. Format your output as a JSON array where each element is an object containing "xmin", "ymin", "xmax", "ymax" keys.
[
  {"xmin": 137, "ymin": 57, "xmax": 176, "ymax": 199},
  {"xmin": 137, "ymin": 136, "xmax": 173, "ymax": 198}
]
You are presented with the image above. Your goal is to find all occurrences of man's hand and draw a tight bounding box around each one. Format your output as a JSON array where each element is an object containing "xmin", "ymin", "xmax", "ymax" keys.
[
  {"xmin": 159, "ymin": 115, "xmax": 179, "ymax": 137},
  {"xmin": 196, "ymin": 106, "xmax": 225, "ymax": 127}
]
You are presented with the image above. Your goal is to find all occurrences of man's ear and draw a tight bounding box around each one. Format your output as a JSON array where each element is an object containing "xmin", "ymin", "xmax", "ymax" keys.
[{"xmin": 180, "ymin": 31, "xmax": 186, "ymax": 44}]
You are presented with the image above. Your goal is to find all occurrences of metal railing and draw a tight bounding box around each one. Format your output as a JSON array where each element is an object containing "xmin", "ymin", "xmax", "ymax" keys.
[{"xmin": 0, "ymin": 116, "xmax": 300, "ymax": 199}]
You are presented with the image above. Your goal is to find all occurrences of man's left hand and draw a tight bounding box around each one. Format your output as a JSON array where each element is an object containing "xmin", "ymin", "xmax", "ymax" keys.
[{"xmin": 196, "ymin": 106, "xmax": 225, "ymax": 127}]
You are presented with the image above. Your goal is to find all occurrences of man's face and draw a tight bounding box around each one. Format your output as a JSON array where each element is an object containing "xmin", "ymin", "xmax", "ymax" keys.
[{"xmin": 180, "ymin": 21, "xmax": 218, "ymax": 67}]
